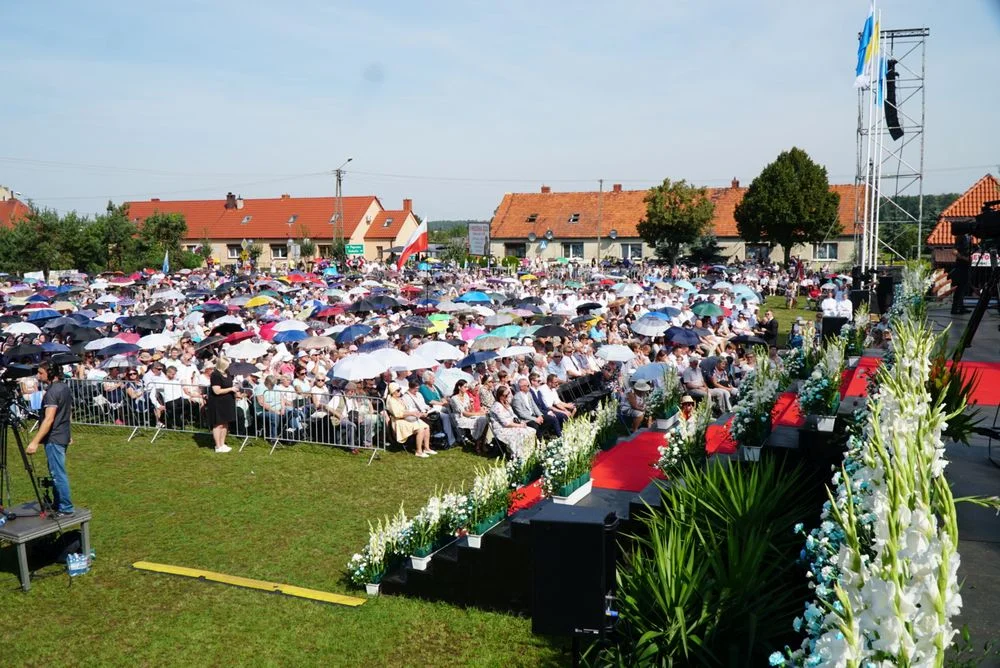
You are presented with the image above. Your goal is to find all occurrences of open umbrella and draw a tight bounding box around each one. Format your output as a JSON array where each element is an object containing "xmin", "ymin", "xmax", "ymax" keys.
[
  {"xmin": 596, "ymin": 344, "xmax": 635, "ymax": 363},
  {"xmin": 533, "ymin": 325, "xmax": 572, "ymax": 339},
  {"xmin": 330, "ymin": 354, "xmax": 388, "ymax": 381},
  {"xmin": 392, "ymin": 326, "xmax": 429, "ymax": 338},
  {"xmin": 434, "ymin": 368, "xmax": 474, "ymax": 396},
  {"xmin": 691, "ymin": 302, "xmax": 724, "ymax": 318},
  {"xmin": 456, "ymin": 291, "xmax": 491, "ymax": 304},
  {"xmin": 101, "ymin": 355, "xmax": 140, "ymax": 370},
  {"xmin": 273, "ymin": 320, "xmax": 309, "ymax": 332},
  {"xmin": 457, "ymin": 350, "xmax": 498, "ymax": 368},
  {"xmin": 461, "ymin": 326, "xmax": 485, "ymax": 341},
  {"xmin": 664, "ymin": 327, "xmax": 701, "ymax": 347},
  {"xmin": 415, "ymin": 341, "xmax": 463, "ymax": 361},
  {"xmin": 273, "ymin": 329, "xmax": 307, "ymax": 343},
  {"xmin": 335, "ymin": 324, "xmax": 372, "ymax": 344},
  {"xmin": 97, "ymin": 342, "xmax": 140, "ymax": 357},
  {"xmin": 368, "ymin": 348, "xmax": 412, "ymax": 369},
  {"xmin": 470, "ymin": 335, "xmax": 507, "ymax": 352},
  {"xmin": 245, "ymin": 295, "xmax": 277, "ymax": 308},
  {"xmin": 357, "ymin": 339, "xmax": 390, "ymax": 353},
  {"xmin": 210, "ymin": 322, "xmax": 245, "ymax": 336},
  {"xmin": 730, "ymin": 334, "xmax": 769, "ymax": 347},
  {"xmin": 298, "ymin": 335, "xmax": 336, "ymax": 350},
  {"xmin": 229, "ymin": 362, "xmax": 263, "ymax": 377},
  {"xmin": 498, "ymin": 345, "xmax": 534, "ymax": 358},
  {"xmin": 137, "ymin": 333, "xmax": 176, "ymax": 350},
  {"xmin": 484, "ymin": 314, "xmax": 513, "ymax": 327},
  {"xmin": 6, "ymin": 343, "xmax": 43, "ymax": 359},
  {"xmin": 194, "ymin": 335, "xmax": 225, "ymax": 351},
  {"xmin": 488, "ymin": 324, "xmax": 521, "ymax": 339},
  {"xmin": 84, "ymin": 337, "xmax": 120, "ymax": 351},
  {"xmin": 225, "ymin": 340, "xmax": 270, "ymax": 360},
  {"xmin": 3, "ymin": 322, "xmax": 42, "ymax": 336},
  {"xmin": 223, "ymin": 331, "xmax": 255, "ymax": 345},
  {"xmin": 629, "ymin": 362, "xmax": 673, "ymax": 384},
  {"xmin": 630, "ymin": 317, "xmax": 669, "ymax": 337}
]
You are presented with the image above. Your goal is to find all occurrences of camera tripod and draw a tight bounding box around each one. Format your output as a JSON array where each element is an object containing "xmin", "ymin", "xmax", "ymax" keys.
[
  {"xmin": 951, "ymin": 244, "xmax": 1000, "ymax": 364},
  {"xmin": 0, "ymin": 388, "xmax": 54, "ymax": 521}
]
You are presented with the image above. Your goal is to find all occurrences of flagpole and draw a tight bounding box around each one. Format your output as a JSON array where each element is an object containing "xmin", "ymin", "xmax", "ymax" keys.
[
  {"xmin": 863, "ymin": 3, "xmax": 880, "ymax": 275},
  {"xmin": 872, "ymin": 10, "xmax": 884, "ymax": 272}
]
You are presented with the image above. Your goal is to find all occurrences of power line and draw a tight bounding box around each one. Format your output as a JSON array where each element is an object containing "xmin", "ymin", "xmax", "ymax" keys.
[{"xmin": 0, "ymin": 155, "xmax": 310, "ymax": 179}]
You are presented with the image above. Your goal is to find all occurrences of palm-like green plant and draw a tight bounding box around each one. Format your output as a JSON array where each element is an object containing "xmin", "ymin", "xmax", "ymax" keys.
[{"xmin": 593, "ymin": 460, "xmax": 813, "ymax": 666}]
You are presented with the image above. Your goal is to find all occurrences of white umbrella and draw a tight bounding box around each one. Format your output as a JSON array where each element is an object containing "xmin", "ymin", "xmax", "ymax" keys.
[
  {"xmin": 485, "ymin": 314, "xmax": 514, "ymax": 327},
  {"xmin": 630, "ymin": 362, "xmax": 674, "ymax": 384},
  {"xmin": 137, "ymin": 333, "xmax": 176, "ymax": 350},
  {"xmin": 631, "ymin": 317, "xmax": 669, "ymax": 337},
  {"xmin": 616, "ymin": 284, "xmax": 643, "ymax": 297},
  {"xmin": 434, "ymin": 368, "xmax": 474, "ymax": 396},
  {"xmin": 360, "ymin": 280, "xmax": 382, "ymax": 288},
  {"xmin": 211, "ymin": 314, "xmax": 244, "ymax": 327},
  {"xmin": 596, "ymin": 344, "xmax": 636, "ymax": 363},
  {"xmin": 152, "ymin": 289, "xmax": 186, "ymax": 300},
  {"xmin": 368, "ymin": 348, "xmax": 411, "ymax": 369},
  {"xmin": 472, "ymin": 305, "xmax": 496, "ymax": 317},
  {"xmin": 416, "ymin": 340, "xmax": 463, "ymax": 361},
  {"xmin": 95, "ymin": 312, "xmax": 121, "ymax": 323},
  {"xmin": 182, "ymin": 312, "xmax": 204, "ymax": 326},
  {"xmin": 498, "ymin": 345, "xmax": 534, "ymax": 358},
  {"xmin": 393, "ymin": 354, "xmax": 438, "ymax": 372},
  {"xmin": 470, "ymin": 335, "xmax": 507, "ymax": 352},
  {"xmin": 273, "ymin": 320, "xmax": 309, "ymax": 332},
  {"xmin": 435, "ymin": 301, "xmax": 464, "ymax": 312},
  {"xmin": 331, "ymin": 353, "xmax": 388, "ymax": 381},
  {"xmin": 225, "ymin": 340, "xmax": 270, "ymax": 360},
  {"xmin": 3, "ymin": 322, "xmax": 41, "ymax": 336},
  {"xmin": 553, "ymin": 304, "xmax": 576, "ymax": 316},
  {"xmin": 96, "ymin": 294, "xmax": 120, "ymax": 304},
  {"xmin": 84, "ymin": 337, "xmax": 120, "ymax": 351},
  {"xmin": 102, "ymin": 355, "xmax": 139, "ymax": 369}
]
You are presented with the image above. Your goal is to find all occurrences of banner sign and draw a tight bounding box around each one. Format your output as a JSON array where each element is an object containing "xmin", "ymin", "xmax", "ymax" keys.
[{"xmin": 468, "ymin": 223, "xmax": 490, "ymax": 256}]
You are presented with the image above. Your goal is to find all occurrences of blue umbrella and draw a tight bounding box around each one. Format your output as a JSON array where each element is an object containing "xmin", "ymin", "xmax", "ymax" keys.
[
  {"xmin": 652, "ymin": 307, "xmax": 681, "ymax": 318},
  {"xmin": 323, "ymin": 267, "xmax": 339, "ymax": 276},
  {"xmin": 27, "ymin": 294, "xmax": 50, "ymax": 303},
  {"xmin": 630, "ymin": 362, "xmax": 673, "ymax": 384},
  {"xmin": 643, "ymin": 311, "xmax": 673, "ymax": 320},
  {"xmin": 416, "ymin": 298, "xmax": 440, "ymax": 306},
  {"xmin": 456, "ymin": 291, "xmax": 491, "ymax": 304},
  {"xmin": 673, "ymin": 279, "xmax": 695, "ymax": 292},
  {"xmin": 456, "ymin": 350, "xmax": 498, "ymax": 368},
  {"xmin": 417, "ymin": 262, "xmax": 431, "ymax": 271},
  {"xmin": 273, "ymin": 330, "xmax": 307, "ymax": 343},
  {"xmin": 27, "ymin": 309, "xmax": 60, "ymax": 322},
  {"xmin": 98, "ymin": 342, "xmax": 140, "ymax": 357},
  {"xmin": 41, "ymin": 342, "xmax": 71, "ymax": 353},
  {"xmin": 194, "ymin": 303, "xmax": 228, "ymax": 313},
  {"xmin": 335, "ymin": 324, "xmax": 372, "ymax": 344},
  {"xmin": 357, "ymin": 339, "xmax": 390, "ymax": 353},
  {"xmin": 489, "ymin": 324, "xmax": 522, "ymax": 339},
  {"xmin": 665, "ymin": 327, "xmax": 701, "ymax": 347}
]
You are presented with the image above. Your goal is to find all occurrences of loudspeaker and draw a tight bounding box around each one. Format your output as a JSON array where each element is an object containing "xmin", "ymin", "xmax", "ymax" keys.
[
  {"xmin": 531, "ymin": 504, "xmax": 619, "ymax": 635},
  {"xmin": 849, "ymin": 289, "xmax": 868, "ymax": 312},
  {"xmin": 876, "ymin": 275, "xmax": 895, "ymax": 314},
  {"xmin": 821, "ymin": 316, "xmax": 848, "ymax": 342},
  {"xmin": 884, "ymin": 59, "xmax": 904, "ymax": 141}
]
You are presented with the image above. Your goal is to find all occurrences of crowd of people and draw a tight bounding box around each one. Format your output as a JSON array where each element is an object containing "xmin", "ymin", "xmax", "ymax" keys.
[{"xmin": 2, "ymin": 256, "xmax": 868, "ymax": 457}]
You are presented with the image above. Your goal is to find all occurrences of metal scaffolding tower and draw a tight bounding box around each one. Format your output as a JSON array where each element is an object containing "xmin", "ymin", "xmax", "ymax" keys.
[{"xmin": 855, "ymin": 26, "xmax": 929, "ymax": 271}]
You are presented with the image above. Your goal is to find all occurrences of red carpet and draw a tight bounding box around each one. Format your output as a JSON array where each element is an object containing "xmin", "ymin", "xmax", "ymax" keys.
[
  {"xmin": 773, "ymin": 391, "xmax": 806, "ymax": 427},
  {"xmin": 838, "ymin": 357, "xmax": 1000, "ymax": 406},
  {"xmin": 591, "ymin": 431, "xmax": 666, "ymax": 492}
]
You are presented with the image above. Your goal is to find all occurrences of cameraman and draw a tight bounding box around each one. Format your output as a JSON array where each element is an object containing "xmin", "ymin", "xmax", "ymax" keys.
[
  {"xmin": 951, "ymin": 233, "xmax": 972, "ymax": 315},
  {"xmin": 26, "ymin": 361, "xmax": 74, "ymax": 517}
]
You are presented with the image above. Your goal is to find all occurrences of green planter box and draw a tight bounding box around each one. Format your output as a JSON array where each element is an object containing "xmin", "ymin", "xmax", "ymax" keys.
[{"xmin": 556, "ymin": 472, "xmax": 591, "ymax": 498}]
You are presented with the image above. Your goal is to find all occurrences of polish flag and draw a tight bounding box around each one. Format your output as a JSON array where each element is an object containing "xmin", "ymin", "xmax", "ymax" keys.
[{"xmin": 395, "ymin": 219, "xmax": 428, "ymax": 271}]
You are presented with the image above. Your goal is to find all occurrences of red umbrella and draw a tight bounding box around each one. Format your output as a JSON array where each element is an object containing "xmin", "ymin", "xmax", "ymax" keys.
[
  {"xmin": 116, "ymin": 332, "xmax": 140, "ymax": 343},
  {"xmin": 258, "ymin": 322, "xmax": 277, "ymax": 341},
  {"xmin": 600, "ymin": 278, "xmax": 615, "ymax": 286},
  {"xmin": 316, "ymin": 306, "xmax": 344, "ymax": 318},
  {"xmin": 284, "ymin": 274, "xmax": 308, "ymax": 283},
  {"xmin": 401, "ymin": 285, "xmax": 423, "ymax": 294},
  {"xmin": 223, "ymin": 331, "xmax": 255, "ymax": 345}
]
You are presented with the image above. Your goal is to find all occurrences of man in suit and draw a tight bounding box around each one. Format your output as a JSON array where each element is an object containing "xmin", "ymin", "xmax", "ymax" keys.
[
  {"xmin": 952, "ymin": 233, "xmax": 972, "ymax": 315},
  {"xmin": 754, "ymin": 310, "xmax": 779, "ymax": 347},
  {"xmin": 513, "ymin": 378, "xmax": 560, "ymax": 436}
]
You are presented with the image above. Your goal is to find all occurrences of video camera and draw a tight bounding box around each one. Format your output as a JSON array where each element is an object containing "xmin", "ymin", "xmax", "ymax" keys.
[{"xmin": 951, "ymin": 200, "xmax": 1000, "ymax": 239}]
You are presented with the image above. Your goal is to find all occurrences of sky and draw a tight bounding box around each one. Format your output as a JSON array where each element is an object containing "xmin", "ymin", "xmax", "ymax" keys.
[{"xmin": 2, "ymin": 0, "xmax": 999, "ymax": 221}]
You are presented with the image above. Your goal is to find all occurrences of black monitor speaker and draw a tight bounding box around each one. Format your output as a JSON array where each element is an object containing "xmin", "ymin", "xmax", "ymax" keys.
[
  {"xmin": 821, "ymin": 316, "xmax": 849, "ymax": 342},
  {"xmin": 531, "ymin": 504, "xmax": 619, "ymax": 635},
  {"xmin": 876, "ymin": 275, "xmax": 895, "ymax": 314}
]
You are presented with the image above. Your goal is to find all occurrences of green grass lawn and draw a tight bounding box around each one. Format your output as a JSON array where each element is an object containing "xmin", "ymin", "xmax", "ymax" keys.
[
  {"xmin": 763, "ymin": 295, "xmax": 819, "ymax": 347},
  {"xmin": 0, "ymin": 428, "xmax": 566, "ymax": 667}
]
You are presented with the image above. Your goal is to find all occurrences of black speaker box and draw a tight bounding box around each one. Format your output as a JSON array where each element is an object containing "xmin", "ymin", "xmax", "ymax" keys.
[
  {"xmin": 876, "ymin": 275, "xmax": 895, "ymax": 314},
  {"xmin": 821, "ymin": 316, "xmax": 848, "ymax": 342},
  {"xmin": 531, "ymin": 504, "xmax": 619, "ymax": 635}
]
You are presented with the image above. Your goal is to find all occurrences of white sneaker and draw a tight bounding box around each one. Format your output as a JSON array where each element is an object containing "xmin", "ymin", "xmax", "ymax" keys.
[
  {"xmin": 416, "ymin": 452, "xmax": 430, "ymax": 458},
  {"xmin": 426, "ymin": 449, "xmax": 439, "ymax": 455},
  {"xmin": 215, "ymin": 445, "xmax": 232, "ymax": 453}
]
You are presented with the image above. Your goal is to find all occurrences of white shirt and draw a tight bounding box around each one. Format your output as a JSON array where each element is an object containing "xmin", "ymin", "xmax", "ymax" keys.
[
  {"xmin": 821, "ymin": 297, "xmax": 838, "ymax": 318},
  {"xmin": 835, "ymin": 298, "xmax": 853, "ymax": 320},
  {"xmin": 539, "ymin": 385, "xmax": 561, "ymax": 409}
]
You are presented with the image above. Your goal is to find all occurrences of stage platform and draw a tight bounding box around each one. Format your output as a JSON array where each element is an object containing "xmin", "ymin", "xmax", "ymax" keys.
[{"xmin": 0, "ymin": 502, "xmax": 92, "ymax": 591}]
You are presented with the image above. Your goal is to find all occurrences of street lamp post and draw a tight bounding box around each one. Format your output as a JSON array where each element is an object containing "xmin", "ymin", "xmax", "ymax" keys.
[{"xmin": 332, "ymin": 157, "xmax": 353, "ymax": 268}]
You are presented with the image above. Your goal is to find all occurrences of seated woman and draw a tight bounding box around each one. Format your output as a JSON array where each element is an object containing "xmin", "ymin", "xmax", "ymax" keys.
[
  {"xmin": 449, "ymin": 379, "xmax": 489, "ymax": 453},
  {"xmin": 386, "ymin": 382, "xmax": 432, "ymax": 457},
  {"xmin": 621, "ymin": 379, "xmax": 652, "ymax": 433},
  {"xmin": 487, "ymin": 385, "xmax": 536, "ymax": 458}
]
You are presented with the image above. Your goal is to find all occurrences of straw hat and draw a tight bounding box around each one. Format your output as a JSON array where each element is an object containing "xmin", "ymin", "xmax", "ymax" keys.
[
  {"xmin": 680, "ymin": 395, "xmax": 695, "ymax": 405},
  {"xmin": 632, "ymin": 379, "xmax": 652, "ymax": 393}
]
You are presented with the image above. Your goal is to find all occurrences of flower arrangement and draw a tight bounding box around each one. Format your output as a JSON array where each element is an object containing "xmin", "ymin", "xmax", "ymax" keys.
[
  {"xmin": 505, "ymin": 438, "xmax": 540, "ymax": 487},
  {"xmin": 467, "ymin": 462, "xmax": 509, "ymax": 532},
  {"xmin": 594, "ymin": 394, "xmax": 621, "ymax": 447},
  {"xmin": 645, "ymin": 369, "xmax": 682, "ymax": 420},
  {"xmin": 409, "ymin": 489, "xmax": 469, "ymax": 556},
  {"xmin": 730, "ymin": 350, "xmax": 783, "ymax": 449},
  {"xmin": 655, "ymin": 398, "xmax": 712, "ymax": 477},
  {"xmin": 772, "ymin": 266, "xmax": 1000, "ymax": 667},
  {"xmin": 347, "ymin": 505, "xmax": 411, "ymax": 586},
  {"xmin": 839, "ymin": 303, "xmax": 870, "ymax": 357},
  {"xmin": 783, "ymin": 323, "xmax": 821, "ymax": 380},
  {"xmin": 797, "ymin": 338, "xmax": 846, "ymax": 416},
  {"xmin": 540, "ymin": 406, "xmax": 602, "ymax": 497}
]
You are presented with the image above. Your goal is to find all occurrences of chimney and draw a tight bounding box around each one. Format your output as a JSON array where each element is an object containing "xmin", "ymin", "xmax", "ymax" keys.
[
  {"xmin": 150, "ymin": 198, "xmax": 160, "ymax": 202},
  {"xmin": 224, "ymin": 192, "xmax": 237, "ymax": 209},
  {"xmin": 541, "ymin": 185, "xmax": 551, "ymax": 194},
  {"xmin": 403, "ymin": 198, "xmax": 412, "ymax": 212},
  {"xmin": 280, "ymin": 193, "xmax": 291, "ymax": 199},
  {"xmin": 731, "ymin": 177, "xmax": 740, "ymax": 189},
  {"xmin": 612, "ymin": 183, "xmax": 622, "ymax": 193}
]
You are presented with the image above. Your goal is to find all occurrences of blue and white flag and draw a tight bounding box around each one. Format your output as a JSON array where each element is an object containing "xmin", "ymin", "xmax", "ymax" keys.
[{"xmin": 854, "ymin": 3, "xmax": 877, "ymax": 88}]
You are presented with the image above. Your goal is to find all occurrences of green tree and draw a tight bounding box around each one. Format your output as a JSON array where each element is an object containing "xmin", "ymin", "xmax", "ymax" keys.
[
  {"xmin": 92, "ymin": 202, "xmax": 140, "ymax": 271},
  {"xmin": 140, "ymin": 211, "xmax": 188, "ymax": 252},
  {"xmin": 299, "ymin": 238, "xmax": 316, "ymax": 259},
  {"xmin": 439, "ymin": 238, "xmax": 468, "ymax": 264},
  {"xmin": 686, "ymin": 233, "xmax": 725, "ymax": 265},
  {"xmin": 637, "ymin": 179, "xmax": 715, "ymax": 263},
  {"xmin": 195, "ymin": 238, "xmax": 213, "ymax": 263},
  {"xmin": 734, "ymin": 147, "xmax": 841, "ymax": 265}
]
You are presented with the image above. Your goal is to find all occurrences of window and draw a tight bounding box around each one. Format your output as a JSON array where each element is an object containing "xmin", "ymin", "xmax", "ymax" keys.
[
  {"xmin": 241, "ymin": 215, "xmax": 252, "ymax": 224},
  {"xmin": 383, "ymin": 217, "xmax": 393, "ymax": 228},
  {"xmin": 567, "ymin": 213, "xmax": 580, "ymax": 223},
  {"xmin": 745, "ymin": 244, "xmax": 771, "ymax": 262},
  {"xmin": 813, "ymin": 242, "xmax": 838, "ymax": 260},
  {"xmin": 227, "ymin": 245, "xmax": 241, "ymax": 259},
  {"xmin": 287, "ymin": 214, "xmax": 298, "ymax": 224},
  {"xmin": 525, "ymin": 213, "xmax": 538, "ymax": 223},
  {"xmin": 270, "ymin": 244, "xmax": 288, "ymax": 259},
  {"xmin": 504, "ymin": 243, "xmax": 527, "ymax": 258},
  {"xmin": 562, "ymin": 242, "xmax": 584, "ymax": 258},
  {"xmin": 621, "ymin": 243, "xmax": 643, "ymax": 260},
  {"xmin": 184, "ymin": 244, "xmax": 199, "ymax": 253},
  {"xmin": 318, "ymin": 244, "xmax": 331, "ymax": 258}
]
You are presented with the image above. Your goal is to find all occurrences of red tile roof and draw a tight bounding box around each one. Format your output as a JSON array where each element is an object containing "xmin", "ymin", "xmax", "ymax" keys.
[
  {"xmin": 0, "ymin": 198, "xmax": 31, "ymax": 228},
  {"xmin": 124, "ymin": 194, "xmax": 380, "ymax": 241},
  {"xmin": 490, "ymin": 184, "xmax": 861, "ymax": 240},
  {"xmin": 927, "ymin": 174, "xmax": 1000, "ymax": 246},
  {"xmin": 364, "ymin": 209, "xmax": 413, "ymax": 240}
]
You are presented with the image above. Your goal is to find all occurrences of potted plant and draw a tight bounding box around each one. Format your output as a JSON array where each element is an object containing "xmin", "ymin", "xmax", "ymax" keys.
[
  {"xmin": 463, "ymin": 463, "xmax": 509, "ymax": 549},
  {"xmin": 798, "ymin": 338, "xmax": 846, "ymax": 432},
  {"xmin": 347, "ymin": 507, "xmax": 411, "ymax": 595},
  {"xmin": 542, "ymin": 415, "xmax": 598, "ymax": 505},
  {"xmin": 505, "ymin": 439, "xmax": 541, "ymax": 487},
  {"xmin": 840, "ymin": 304, "xmax": 869, "ymax": 368},
  {"xmin": 646, "ymin": 370, "xmax": 682, "ymax": 430},
  {"xmin": 655, "ymin": 398, "xmax": 712, "ymax": 477},
  {"xmin": 730, "ymin": 353, "xmax": 783, "ymax": 461},
  {"xmin": 407, "ymin": 491, "xmax": 467, "ymax": 570},
  {"xmin": 594, "ymin": 397, "xmax": 623, "ymax": 449}
]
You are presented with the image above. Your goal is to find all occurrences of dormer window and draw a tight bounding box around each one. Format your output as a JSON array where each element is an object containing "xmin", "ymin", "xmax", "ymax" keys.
[
  {"xmin": 568, "ymin": 213, "xmax": 580, "ymax": 223},
  {"xmin": 526, "ymin": 213, "xmax": 538, "ymax": 223},
  {"xmin": 383, "ymin": 217, "xmax": 393, "ymax": 228},
  {"xmin": 241, "ymin": 215, "xmax": 252, "ymax": 224}
]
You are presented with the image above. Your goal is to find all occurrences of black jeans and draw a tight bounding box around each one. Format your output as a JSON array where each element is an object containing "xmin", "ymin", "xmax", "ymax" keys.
[{"xmin": 952, "ymin": 262, "xmax": 970, "ymax": 312}]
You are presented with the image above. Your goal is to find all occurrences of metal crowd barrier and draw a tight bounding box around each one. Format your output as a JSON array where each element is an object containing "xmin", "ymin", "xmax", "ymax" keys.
[{"xmin": 63, "ymin": 378, "xmax": 388, "ymax": 463}]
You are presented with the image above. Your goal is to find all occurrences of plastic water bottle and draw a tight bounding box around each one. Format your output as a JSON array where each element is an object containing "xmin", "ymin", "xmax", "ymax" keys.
[
  {"xmin": 67, "ymin": 553, "xmax": 91, "ymax": 577},
  {"xmin": 0, "ymin": 514, "xmax": 6, "ymax": 528}
]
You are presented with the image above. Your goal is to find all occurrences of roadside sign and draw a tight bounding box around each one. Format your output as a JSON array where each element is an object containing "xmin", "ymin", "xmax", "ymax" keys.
[
  {"xmin": 241, "ymin": 239, "xmax": 249, "ymax": 250},
  {"xmin": 345, "ymin": 244, "xmax": 364, "ymax": 256},
  {"xmin": 468, "ymin": 223, "xmax": 490, "ymax": 256}
]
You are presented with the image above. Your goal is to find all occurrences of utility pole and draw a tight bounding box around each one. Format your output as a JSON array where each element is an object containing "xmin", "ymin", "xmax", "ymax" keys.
[
  {"xmin": 332, "ymin": 157, "xmax": 352, "ymax": 266},
  {"xmin": 595, "ymin": 179, "xmax": 603, "ymax": 266}
]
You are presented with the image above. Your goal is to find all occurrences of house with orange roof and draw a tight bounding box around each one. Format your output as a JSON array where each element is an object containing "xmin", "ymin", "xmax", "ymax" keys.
[
  {"xmin": 926, "ymin": 174, "xmax": 1000, "ymax": 263},
  {"xmin": 488, "ymin": 181, "xmax": 861, "ymax": 265},
  {"xmin": 124, "ymin": 192, "xmax": 419, "ymax": 265},
  {"xmin": 0, "ymin": 185, "xmax": 31, "ymax": 228}
]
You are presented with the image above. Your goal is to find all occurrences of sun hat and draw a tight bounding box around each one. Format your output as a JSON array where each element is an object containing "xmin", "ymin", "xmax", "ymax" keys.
[
  {"xmin": 680, "ymin": 395, "xmax": 695, "ymax": 405},
  {"xmin": 632, "ymin": 379, "xmax": 652, "ymax": 392}
]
